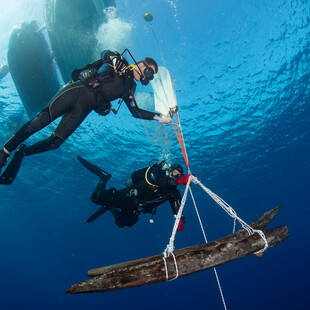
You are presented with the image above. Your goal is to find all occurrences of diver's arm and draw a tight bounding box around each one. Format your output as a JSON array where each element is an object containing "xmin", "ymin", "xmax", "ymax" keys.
[
  {"xmin": 168, "ymin": 189, "xmax": 185, "ymax": 231},
  {"xmin": 123, "ymin": 96, "xmax": 160, "ymax": 120},
  {"xmin": 168, "ymin": 189, "xmax": 182, "ymax": 215}
]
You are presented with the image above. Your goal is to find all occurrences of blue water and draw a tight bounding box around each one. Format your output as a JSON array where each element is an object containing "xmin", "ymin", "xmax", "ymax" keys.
[{"xmin": 0, "ymin": 0, "xmax": 309, "ymax": 309}]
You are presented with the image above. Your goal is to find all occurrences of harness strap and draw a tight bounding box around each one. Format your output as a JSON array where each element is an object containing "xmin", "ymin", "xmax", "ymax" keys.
[{"xmin": 145, "ymin": 166, "xmax": 159, "ymax": 192}]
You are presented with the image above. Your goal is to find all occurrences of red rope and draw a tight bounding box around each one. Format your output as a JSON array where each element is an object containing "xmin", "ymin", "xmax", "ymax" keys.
[{"xmin": 172, "ymin": 112, "xmax": 190, "ymax": 168}]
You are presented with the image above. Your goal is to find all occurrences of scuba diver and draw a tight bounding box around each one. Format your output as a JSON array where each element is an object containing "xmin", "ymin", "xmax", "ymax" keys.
[
  {"xmin": 0, "ymin": 50, "xmax": 171, "ymax": 185},
  {"xmin": 77, "ymin": 156, "xmax": 190, "ymax": 230}
]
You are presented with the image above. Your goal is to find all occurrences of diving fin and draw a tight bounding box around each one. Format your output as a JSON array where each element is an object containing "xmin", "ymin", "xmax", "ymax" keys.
[
  {"xmin": 77, "ymin": 156, "xmax": 111, "ymax": 180},
  {"xmin": 0, "ymin": 144, "xmax": 26, "ymax": 185},
  {"xmin": 87, "ymin": 206, "xmax": 109, "ymax": 223}
]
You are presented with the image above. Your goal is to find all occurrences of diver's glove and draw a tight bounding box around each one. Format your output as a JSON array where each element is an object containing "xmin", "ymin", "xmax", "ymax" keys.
[
  {"xmin": 0, "ymin": 148, "xmax": 10, "ymax": 173},
  {"xmin": 109, "ymin": 54, "xmax": 127, "ymax": 73},
  {"xmin": 177, "ymin": 174, "xmax": 191, "ymax": 186},
  {"xmin": 177, "ymin": 215, "xmax": 185, "ymax": 232},
  {"xmin": 153, "ymin": 114, "xmax": 173, "ymax": 125}
]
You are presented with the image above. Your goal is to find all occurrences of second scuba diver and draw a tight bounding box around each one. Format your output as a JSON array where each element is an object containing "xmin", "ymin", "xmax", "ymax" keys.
[{"xmin": 77, "ymin": 156, "xmax": 190, "ymax": 230}]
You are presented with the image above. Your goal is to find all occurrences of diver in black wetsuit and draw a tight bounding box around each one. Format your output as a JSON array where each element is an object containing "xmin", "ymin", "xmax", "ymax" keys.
[
  {"xmin": 0, "ymin": 50, "xmax": 169, "ymax": 185},
  {"xmin": 77, "ymin": 156, "xmax": 190, "ymax": 229}
]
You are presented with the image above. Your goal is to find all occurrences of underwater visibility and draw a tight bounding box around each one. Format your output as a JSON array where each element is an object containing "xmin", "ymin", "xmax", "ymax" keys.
[{"xmin": 0, "ymin": 0, "xmax": 309, "ymax": 309}]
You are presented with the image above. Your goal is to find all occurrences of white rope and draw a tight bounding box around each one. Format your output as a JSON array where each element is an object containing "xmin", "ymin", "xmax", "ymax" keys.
[
  {"xmin": 189, "ymin": 187, "xmax": 227, "ymax": 310},
  {"xmin": 163, "ymin": 176, "xmax": 228, "ymax": 310},
  {"xmin": 149, "ymin": 24, "xmax": 168, "ymax": 69},
  {"xmin": 162, "ymin": 109, "xmax": 267, "ymax": 310},
  {"xmin": 161, "ymin": 175, "xmax": 192, "ymax": 282},
  {"xmin": 192, "ymin": 176, "xmax": 269, "ymax": 253},
  {"xmin": 164, "ymin": 175, "xmax": 192, "ymax": 253},
  {"xmin": 162, "ymin": 250, "xmax": 179, "ymax": 281},
  {"xmin": 162, "ymin": 255, "xmax": 169, "ymax": 281},
  {"xmin": 162, "ymin": 174, "xmax": 268, "ymax": 310},
  {"xmin": 189, "ymin": 186, "xmax": 207, "ymax": 243}
]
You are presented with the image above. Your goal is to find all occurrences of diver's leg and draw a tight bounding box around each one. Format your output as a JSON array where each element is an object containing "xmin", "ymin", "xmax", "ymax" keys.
[
  {"xmin": 22, "ymin": 133, "xmax": 65, "ymax": 155},
  {"xmin": 91, "ymin": 187, "xmax": 117, "ymax": 205},
  {"xmin": 0, "ymin": 106, "xmax": 63, "ymax": 181},
  {"xmin": 0, "ymin": 144, "xmax": 26, "ymax": 184},
  {"xmin": 86, "ymin": 206, "xmax": 109, "ymax": 223},
  {"xmin": 0, "ymin": 83, "xmax": 83, "ymax": 174},
  {"xmin": 3, "ymin": 82, "xmax": 83, "ymax": 154},
  {"xmin": 88, "ymin": 188, "xmax": 118, "ymax": 223},
  {"xmin": 0, "ymin": 104, "xmax": 91, "ymax": 184},
  {"xmin": 110, "ymin": 209, "xmax": 123, "ymax": 227},
  {"xmin": 77, "ymin": 156, "xmax": 112, "ymax": 179},
  {"xmin": 22, "ymin": 109, "xmax": 91, "ymax": 156},
  {"xmin": 109, "ymin": 190, "xmax": 140, "ymax": 227},
  {"xmin": 0, "ymin": 83, "xmax": 94, "ymax": 183},
  {"xmin": 3, "ymin": 108, "xmax": 50, "ymax": 153},
  {"xmin": 22, "ymin": 87, "xmax": 95, "ymax": 156},
  {"xmin": 111, "ymin": 209, "xmax": 139, "ymax": 228}
]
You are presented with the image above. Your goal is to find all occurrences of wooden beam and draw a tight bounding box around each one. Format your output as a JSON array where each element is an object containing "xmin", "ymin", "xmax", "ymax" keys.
[{"xmin": 65, "ymin": 207, "xmax": 288, "ymax": 294}]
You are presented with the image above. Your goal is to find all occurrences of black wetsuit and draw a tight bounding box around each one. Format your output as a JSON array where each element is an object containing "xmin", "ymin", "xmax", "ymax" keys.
[
  {"xmin": 91, "ymin": 161, "xmax": 182, "ymax": 227},
  {"xmin": 3, "ymin": 50, "xmax": 159, "ymax": 156}
]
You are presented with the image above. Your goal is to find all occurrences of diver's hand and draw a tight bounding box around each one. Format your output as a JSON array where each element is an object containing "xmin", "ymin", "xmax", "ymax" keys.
[
  {"xmin": 177, "ymin": 215, "xmax": 185, "ymax": 232},
  {"xmin": 110, "ymin": 55, "xmax": 127, "ymax": 73},
  {"xmin": 154, "ymin": 114, "xmax": 173, "ymax": 125},
  {"xmin": 177, "ymin": 174, "xmax": 191, "ymax": 186}
]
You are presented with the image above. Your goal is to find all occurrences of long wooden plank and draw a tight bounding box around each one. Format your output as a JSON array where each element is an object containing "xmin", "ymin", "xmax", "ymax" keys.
[{"xmin": 66, "ymin": 207, "xmax": 288, "ymax": 294}]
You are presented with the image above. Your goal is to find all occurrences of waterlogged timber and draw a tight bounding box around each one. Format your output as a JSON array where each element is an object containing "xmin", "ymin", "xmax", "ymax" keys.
[{"xmin": 66, "ymin": 207, "xmax": 289, "ymax": 294}]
